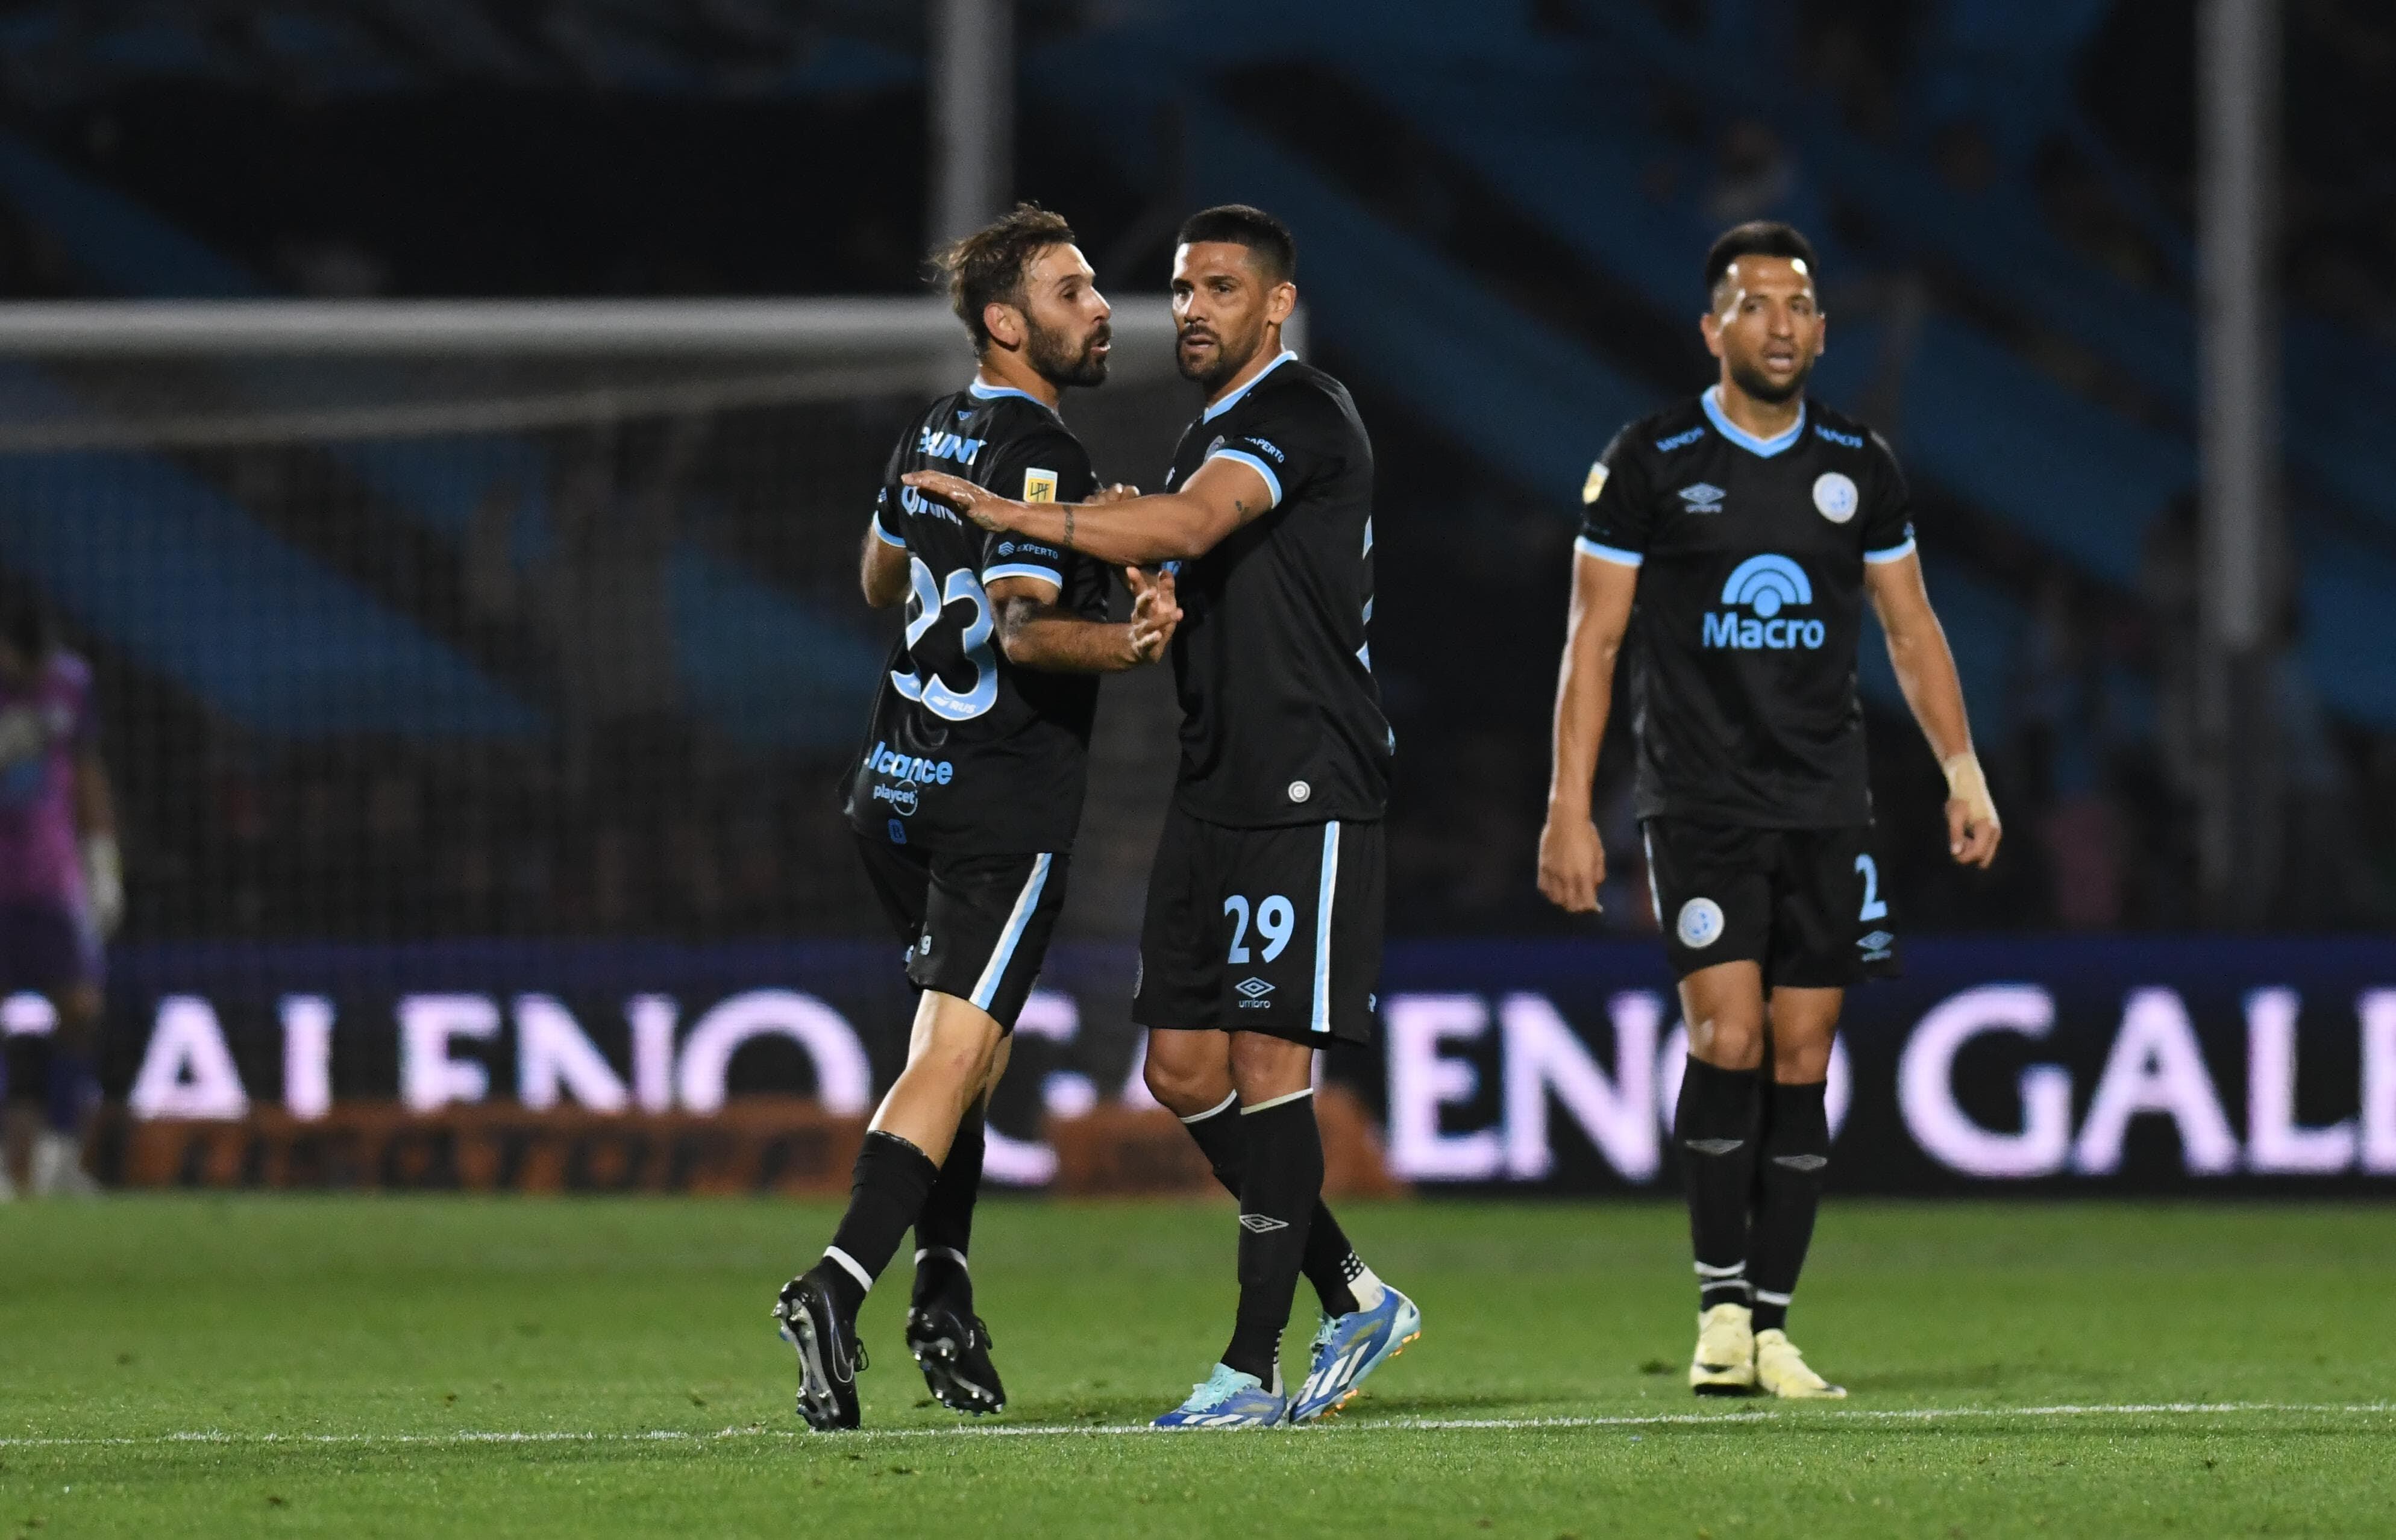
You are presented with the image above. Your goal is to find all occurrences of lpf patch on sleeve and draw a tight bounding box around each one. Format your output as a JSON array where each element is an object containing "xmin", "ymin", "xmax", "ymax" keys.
[
  {"xmin": 1023, "ymin": 469, "xmax": 1059, "ymax": 503},
  {"xmin": 1581, "ymin": 460, "xmax": 1610, "ymax": 505}
]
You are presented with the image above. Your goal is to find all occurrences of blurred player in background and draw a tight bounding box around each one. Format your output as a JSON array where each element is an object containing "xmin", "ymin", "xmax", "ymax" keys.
[
  {"xmin": 909, "ymin": 204, "xmax": 1419, "ymax": 1431},
  {"xmin": 1538, "ymin": 222, "xmax": 1999, "ymax": 1398},
  {"xmin": 774, "ymin": 205, "xmax": 1181, "ymax": 1431},
  {"xmin": 0, "ymin": 598, "xmax": 122, "ymax": 1200}
]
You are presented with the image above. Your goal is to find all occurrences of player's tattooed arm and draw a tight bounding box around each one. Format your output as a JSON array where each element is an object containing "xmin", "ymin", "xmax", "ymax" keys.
[
  {"xmin": 859, "ymin": 518, "xmax": 910, "ymax": 608},
  {"xmin": 1864, "ymin": 549, "xmax": 2001, "ymax": 869},
  {"xmin": 902, "ymin": 458, "xmax": 1270, "ymax": 565},
  {"xmin": 986, "ymin": 569, "xmax": 1181, "ymax": 673},
  {"xmin": 1537, "ymin": 551, "xmax": 1640, "ymax": 915}
]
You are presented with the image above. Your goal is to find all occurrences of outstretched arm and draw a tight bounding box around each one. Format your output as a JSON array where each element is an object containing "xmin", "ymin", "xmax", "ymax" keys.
[
  {"xmin": 986, "ymin": 568, "xmax": 1181, "ymax": 674},
  {"xmin": 1864, "ymin": 551, "xmax": 2001, "ymax": 868},
  {"xmin": 903, "ymin": 456, "xmax": 1273, "ymax": 566},
  {"xmin": 1537, "ymin": 552, "xmax": 1640, "ymax": 913}
]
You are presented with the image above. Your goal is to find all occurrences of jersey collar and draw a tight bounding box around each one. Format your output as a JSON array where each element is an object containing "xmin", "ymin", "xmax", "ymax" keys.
[
  {"xmin": 1202, "ymin": 349, "xmax": 1299, "ymax": 423},
  {"xmin": 967, "ymin": 377, "xmax": 1061, "ymax": 416},
  {"xmin": 1701, "ymin": 385, "xmax": 1805, "ymax": 458}
]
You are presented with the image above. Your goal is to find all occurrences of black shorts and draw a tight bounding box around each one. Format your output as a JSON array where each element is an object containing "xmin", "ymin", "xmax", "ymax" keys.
[
  {"xmin": 1132, "ymin": 806, "xmax": 1384, "ymax": 1047},
  {"xmin": 852, "ymin": 833, "xmax": 1070, "ymax": 1032},
  {"xmin": 1642, "ymin": 818, "xmax": 1898, "ymax": 989}
]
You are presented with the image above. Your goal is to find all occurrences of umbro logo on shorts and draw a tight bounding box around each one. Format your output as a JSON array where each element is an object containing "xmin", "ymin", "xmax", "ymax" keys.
[
  {"xmin": 1238, "ymin": 1213, "xmax": 1290, "ymax": 1233},
  {"xmin": 1236, "ymin": 977, "xmax": 1275, "ymax": 999}
]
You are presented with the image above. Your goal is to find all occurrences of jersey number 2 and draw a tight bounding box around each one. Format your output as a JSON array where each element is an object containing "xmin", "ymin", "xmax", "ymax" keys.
[
  {"xmin": 891, "ymin": 558, "xmax": 997, "ymax": 721},
  {"xmin": 1854, "ymin": 854, "xmax": 1888, "ymax": 921}
]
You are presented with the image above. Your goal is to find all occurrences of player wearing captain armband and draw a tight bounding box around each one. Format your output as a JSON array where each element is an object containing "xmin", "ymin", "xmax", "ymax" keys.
[
  {"xmin": 1537, "ymin": 222, "xmax": 1999, "ymax": 1401},
  {"xmin": 0, "ymin": 599, "xmax": 122, "ymax": 1201}
]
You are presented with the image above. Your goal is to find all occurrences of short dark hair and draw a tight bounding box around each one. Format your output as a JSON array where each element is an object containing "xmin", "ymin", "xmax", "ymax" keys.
[
  {"xmin": 1704, "ymin": 221, "xmax": 1817, "ymax": 299},
  {"xmin": 0, "ymin": 596, "xmax": 55, "ymax": 661},
  {"xmin": 933, "ymin": 203, "xmax": 1078, "ymax": 351},
  {"xmin": 1174, "ymin": 204, "xmax": 1296, "ymax": 286}
]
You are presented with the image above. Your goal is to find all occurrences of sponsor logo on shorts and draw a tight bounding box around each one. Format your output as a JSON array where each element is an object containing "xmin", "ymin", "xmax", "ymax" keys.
[
  {"xmin": 871, "ymin": 783, "xmax": 918, "ymax": 815},
  {"xmin": 866, "ymin": 742, "xmax": 953, "ymax": 786},
  {"xmin": 1236, "ymin": 977, "xmax": 1275, "ymax": 1009},
  {"xmin": 1858, "ymin": 928, "xmax": 1895, "ymax": 962},
  {"xmin": 1677, "ymin": 897, "xmax": 1725, "ymax": 949},
  {"xmin": 887, "ymin": 819, "xmax": 907, "ymax": 845}
]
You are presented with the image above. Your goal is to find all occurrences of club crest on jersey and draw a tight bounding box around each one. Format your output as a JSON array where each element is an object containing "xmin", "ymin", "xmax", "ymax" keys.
[
  {"xmin": 917, "ymin": 427, "xmax": 985, "ymax": 466},
  {"xmin": 1023, "ymin": 468, "xmax": 1058, "ymax": 503},
  {"xmin": 1813, "ymin": 471, "xmax": 1858, "ymax": 524},
  {"xmin": 1704, "ymin": 554, "xmax": 1826, "ymax": 650},
  {"xmin": 1677, "ymin": 482, "xmax": 1726, "ymax": 514},
  {"xmin": 1582, "ymin": 460, "xmax": 1610, "ymax": 504}
]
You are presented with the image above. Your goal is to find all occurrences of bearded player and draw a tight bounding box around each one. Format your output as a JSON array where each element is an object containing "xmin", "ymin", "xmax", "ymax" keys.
[
  {"xmin": 773, "ymin": 205, "xmax": 1181, "ymax": 1430},
  {"xmin": 0, "ymin": 599, "xmax": 123, "ymax": 1200},
  {"xmin": 908, "ymin": 204, "xmax": 1417, "ymax": 1430},
  {"xmin": 1538, "ymin": 222, "xmax": 2000, "ymax": 1398}
]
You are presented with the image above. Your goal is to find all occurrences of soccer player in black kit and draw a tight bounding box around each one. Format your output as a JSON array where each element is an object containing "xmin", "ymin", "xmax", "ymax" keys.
[
  {"xmin": 908, "ymin": 205, "xmax": 1419, "ymax": 1429},
  {"xmin": 774, "ymin": 205, "xmax": 1182, "ymax": 1432},
  {"xmin": 1538, "ymin": 222, "xmax": 2001, "ymax": 1399}
]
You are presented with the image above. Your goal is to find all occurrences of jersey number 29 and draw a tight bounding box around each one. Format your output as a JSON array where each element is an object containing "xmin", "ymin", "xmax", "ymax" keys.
[{"xmin": 891, "ymin": 558, "xmax": 997, "ymax": 721}]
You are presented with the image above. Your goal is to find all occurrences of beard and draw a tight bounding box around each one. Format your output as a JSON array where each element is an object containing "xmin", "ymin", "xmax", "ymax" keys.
[
  {"xmin": 1176, "ymin": 322, "xmax": 1262, "ymax": 393},
  {"xmin": 1726, "ymin": 352, "xmax": 1813, "ymax": 405},
  {"xmin": 1029, "ymin": 318, "xmax": 1111, "ymax": 389}
]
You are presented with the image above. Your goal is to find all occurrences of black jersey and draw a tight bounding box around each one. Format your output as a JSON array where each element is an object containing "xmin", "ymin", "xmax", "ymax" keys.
[
  {"xmin": 1577, "ymin": 389, "xmax": 1917, "ymax": 828},
  {"xmin": 1158, "ymin": 352, "xmax": 1390, "ymax": 828},
  {"xmin": 843, "ymin": 381, "xmax": 1106, "ymax": 854}
]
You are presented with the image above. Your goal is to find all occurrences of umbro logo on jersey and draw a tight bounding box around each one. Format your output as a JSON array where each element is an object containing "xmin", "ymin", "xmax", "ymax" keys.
[
  {"xmin": 1703, "ymin": 554, "xmax": 1826, "ymax": 650},
  {"xmin": 1236, "ymin": 977, "xmax": 1275, "ymax": 999},
  {"xmin": 1238, "ymin": 1213, "xmax": 1291, "ymax": 1233},
  {"xmin": 1678, "ymin": 482, "xmax": 1726, "ymax": 513}
]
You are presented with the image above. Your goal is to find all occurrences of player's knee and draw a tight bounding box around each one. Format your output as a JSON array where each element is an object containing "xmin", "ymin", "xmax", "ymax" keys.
[
  {"xmin": 1141, "ymin": 1053, "xmax": 1222, "ymax": 1118},
  {"xmin": 1687, "ymin": 1013, "xmax": 1766, "ymax": 1071},
  {"xmin": 1227, "ymin": 1033, "xmax": 1312, "ymax": 1102},
  {"xmin": 1770, "ymin": 1038, "xmax": 1834, "ymax": 1083}
]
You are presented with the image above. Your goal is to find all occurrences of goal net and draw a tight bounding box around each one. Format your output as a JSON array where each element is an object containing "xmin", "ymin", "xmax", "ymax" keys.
[{"xmin": 0, "ymin": 297, "xmax": 1197, "ymax": 945}]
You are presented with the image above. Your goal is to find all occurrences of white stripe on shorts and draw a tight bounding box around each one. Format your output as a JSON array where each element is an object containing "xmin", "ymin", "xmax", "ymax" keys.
[
  {"xmin": 969, "ymin": 853, "xmax": 1052, "ymax": 1012},
  {"xmin": 1311, "ymin": 823, "xmax": 1341, "ymax": 1034}
]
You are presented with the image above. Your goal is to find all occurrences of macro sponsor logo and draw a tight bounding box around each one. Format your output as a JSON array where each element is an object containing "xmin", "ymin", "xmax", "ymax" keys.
[
  {"xmin": 917, "ymin": 428, "xmax": 985, "ymax": 466},
  {"xmin": 1814, "ymin": 423, "xmax": 1863, "ymax": 449},
  {"xmin": 866, "ymin": 742, "xmax": 953, "ymax": 786},
  {"xmin": 1655, "ymin": 425, "xmax": 1706, "ymax": 452},
  {"xmin": 1702, "ymin": 554, "xmax": 1825, "ymax": 651}
]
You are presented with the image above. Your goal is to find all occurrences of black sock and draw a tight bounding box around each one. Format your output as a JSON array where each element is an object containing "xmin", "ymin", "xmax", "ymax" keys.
[
  {"xmin": 912, "ymin": 1096, "xmax": 985, "ymax": 1307},
  {"xmin": 1675, "ymin": 1056, "xmax": 1761, "ymax": 1313},
  {"xmin": 1220, "ymin": 1091, "xmax": 1322, "ymax": 1385},
  {"xmin": 1748, "ymin": 1080, "xmax": 1829, "ymax": 1335},
  {"xmin": 820, "ymin": 1131, "xmax": 939, "ymax": 1316},
  {"xmin": 1180, "ymin": 1092, "xmax": 1363, "ymax": 1316}
]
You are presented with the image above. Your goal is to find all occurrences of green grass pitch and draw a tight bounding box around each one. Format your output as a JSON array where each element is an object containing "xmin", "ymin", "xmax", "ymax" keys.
[{"xmin": 4, "ymin": 1196, "xmax": 2393, "ymax": 1537}]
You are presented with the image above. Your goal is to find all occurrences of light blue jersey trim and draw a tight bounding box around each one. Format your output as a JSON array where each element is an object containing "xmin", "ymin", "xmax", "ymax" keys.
[
  {"xmin": 1701, "ymin": 386, "xmax": 1805, "ymax": 458},
  {"xmin": 1863, "ymin": 536, "xmax": 1918, "ymax": 565},
  {"xmin": 970, "ymin": 854, "xmax": 1053, "ymax": 1011},
  {"xmin": 1311, "ymin": 823, "xmax": 1340, "ymax": 1034},
  {"xmin": 1575, "ymin": 536, "xmax": 1644, "ymax": 568},
  {"xmin": 982, "ymin": 562, "xmax": 1064, "ymax": 587},
  {"xmin": 1202, "ymin": 349, "xmax": 1299, "ymax": 422},
  {"xmin": 1205, "ymin": 448, "xmax": 1283, "ymax": 509},
  {"xmin": 967, "ymin": 378, "xmax": 1059, "ymax": 416},
  {"xmin": 873, "ymin": 515, "xmax": 906, "ymax": 548}
]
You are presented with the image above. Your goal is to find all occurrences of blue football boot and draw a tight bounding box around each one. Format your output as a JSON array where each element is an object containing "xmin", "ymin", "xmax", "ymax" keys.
[
  {"xmin": 1151, "ymin": 1363, "xmax": 1289, "ymax": 1429},
  {"xmin": 1288, "ymin": 1286, "xmax": 1423, "ymax": 1423}
]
